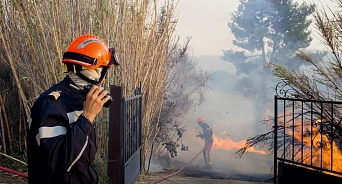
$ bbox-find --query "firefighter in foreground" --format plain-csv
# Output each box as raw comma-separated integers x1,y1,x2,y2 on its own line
196,117,214,168
26,34,119,184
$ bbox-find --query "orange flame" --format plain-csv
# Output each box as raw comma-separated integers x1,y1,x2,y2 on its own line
285,119,342,173
212,134,267,154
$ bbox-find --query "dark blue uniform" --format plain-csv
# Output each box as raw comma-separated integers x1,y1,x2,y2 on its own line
27,76,98,184
198,122,213,166
198,122,213,143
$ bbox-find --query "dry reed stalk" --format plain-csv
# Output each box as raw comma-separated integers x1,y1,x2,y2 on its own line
0,94,11,152
108,1,178,170
0,107,6,154
0,152,27,166
0,0,181,177
19,95,22,151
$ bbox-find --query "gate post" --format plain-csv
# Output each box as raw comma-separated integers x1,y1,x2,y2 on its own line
108,85,123,184
274,95,278,184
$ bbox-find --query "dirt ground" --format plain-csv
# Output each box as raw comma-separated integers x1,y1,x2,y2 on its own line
136,170,272,184
0,169,272,184
0,170,27,184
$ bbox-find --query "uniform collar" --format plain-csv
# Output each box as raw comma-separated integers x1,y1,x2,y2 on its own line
62,75,86,101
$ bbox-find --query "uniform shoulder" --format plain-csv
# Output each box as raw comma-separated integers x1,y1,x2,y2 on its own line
203,122,211,128
35,82,68,103
47,90,63,100
39,78,75,101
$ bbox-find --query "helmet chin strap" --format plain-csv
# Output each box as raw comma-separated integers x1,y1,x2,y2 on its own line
98,67,108,83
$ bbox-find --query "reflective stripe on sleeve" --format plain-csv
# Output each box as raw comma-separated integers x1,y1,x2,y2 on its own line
67,110,83,124
36,126,67,146
27,116,32,129
67,136,89,172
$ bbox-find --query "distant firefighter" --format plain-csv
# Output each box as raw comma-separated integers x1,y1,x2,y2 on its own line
196,117,213,168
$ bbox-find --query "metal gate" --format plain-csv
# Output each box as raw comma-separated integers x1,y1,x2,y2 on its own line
274,83,342,183
108,85,142,184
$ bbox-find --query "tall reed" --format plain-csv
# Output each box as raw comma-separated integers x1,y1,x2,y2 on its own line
0,0,180,180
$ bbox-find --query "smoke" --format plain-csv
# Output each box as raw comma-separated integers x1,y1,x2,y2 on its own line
154,0,342,181
146,155,171,173
176,91,273,176
148,56,273,181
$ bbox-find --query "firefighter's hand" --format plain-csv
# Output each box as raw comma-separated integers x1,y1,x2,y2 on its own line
82,85,110,123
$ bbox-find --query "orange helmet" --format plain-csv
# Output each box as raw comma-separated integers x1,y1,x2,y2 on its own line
62,34,119,70
197,117,205,123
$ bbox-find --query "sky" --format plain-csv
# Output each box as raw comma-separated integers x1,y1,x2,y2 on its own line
175,0,338,57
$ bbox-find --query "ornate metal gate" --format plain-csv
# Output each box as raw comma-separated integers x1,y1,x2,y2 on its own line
274,83,342,183
108,85,142,184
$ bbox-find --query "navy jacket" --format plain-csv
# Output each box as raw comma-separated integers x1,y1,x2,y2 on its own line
198,122,213,143
27,76,98,184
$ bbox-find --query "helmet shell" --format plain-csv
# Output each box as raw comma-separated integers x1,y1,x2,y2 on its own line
62,34,111,69
197,117,205,123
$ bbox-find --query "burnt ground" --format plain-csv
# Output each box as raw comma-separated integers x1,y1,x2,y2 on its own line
178,167,272,182
137,168,272,184
141,152,274,184
0,168,272,184
161,157,273,183
0,155,272,184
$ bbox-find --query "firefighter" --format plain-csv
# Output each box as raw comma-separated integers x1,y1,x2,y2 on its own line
196,117,214,168
26,34,119,184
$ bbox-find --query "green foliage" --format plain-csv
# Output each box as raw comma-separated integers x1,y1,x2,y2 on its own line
229,0,272,52
268,0,315,54
0,152,28,174
235,77,258,97
99,117,109,124
94,155,109,184
223,0,316,97
228,0,315,57
221,49,262,76
225,0,316,73
152,45,211,158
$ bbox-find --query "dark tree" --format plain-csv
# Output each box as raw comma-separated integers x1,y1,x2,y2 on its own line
235,1,342,177
223,0,316,133
225,0,315,67
222,0,315,95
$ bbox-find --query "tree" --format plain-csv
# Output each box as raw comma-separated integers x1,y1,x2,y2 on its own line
223,0,316,133
225,0,315,67
151,38,211,160
235,1,342,175
223,0,315,94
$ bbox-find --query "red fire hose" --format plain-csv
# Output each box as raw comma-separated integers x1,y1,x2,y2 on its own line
0,145,206,182
151,145,206,184
0,165,28,178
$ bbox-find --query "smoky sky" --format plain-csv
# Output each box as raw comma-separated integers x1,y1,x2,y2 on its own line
175,0,337,57
149,0,340,178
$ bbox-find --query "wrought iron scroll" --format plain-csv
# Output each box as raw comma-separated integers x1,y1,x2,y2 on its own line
275,81,313,99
